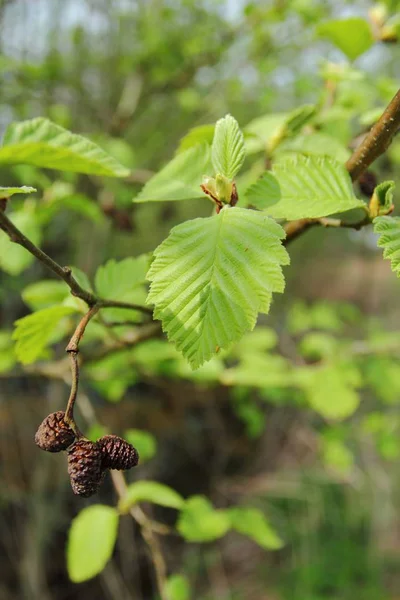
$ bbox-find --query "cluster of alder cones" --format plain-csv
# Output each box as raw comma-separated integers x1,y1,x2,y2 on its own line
35,411,139,497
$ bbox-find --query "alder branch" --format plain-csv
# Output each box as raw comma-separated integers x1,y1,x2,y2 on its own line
284,87,400,245
346,88,400,181
0,203,152,315
283,213,371,246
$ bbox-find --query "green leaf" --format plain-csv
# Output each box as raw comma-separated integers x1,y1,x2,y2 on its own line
177,124,215,154
318,18,374,61
123,429,157,463
119,481,184,513
251,155,365,220
374,216,400,276
13,305,76,364
211,114,245,179
22,280,69,310
95,255,150,300
299,364,361,420
0,186,36,199
177,496,231,542
133,144,211,203
0,118,129,177
166,575,191,600
67,505,119,583
229,507,284,550
245,172,281,210
147,206,289,369
0,211,42,275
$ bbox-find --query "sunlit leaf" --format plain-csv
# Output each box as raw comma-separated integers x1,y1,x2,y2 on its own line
249,155,365,220
147,206,289,369
0,118,129,176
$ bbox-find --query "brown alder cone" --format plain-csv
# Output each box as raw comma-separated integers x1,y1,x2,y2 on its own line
98,435,139,470
67,439,103,497
35,411,76,452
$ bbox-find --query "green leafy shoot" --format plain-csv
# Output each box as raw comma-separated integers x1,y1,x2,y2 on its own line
119,481,185,513
211,114,245,180
318,18,374,61
374,216,400,276
133,144,211,203
246,155,365,220
67,505,119,582
229,507,284,550
177,496,231,542
13,305,76,364
0,118,130,176
0,186,36,199
147,206,289,369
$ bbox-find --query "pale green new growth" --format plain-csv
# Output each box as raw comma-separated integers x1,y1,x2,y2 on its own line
67,505,119,583
133,144,211,202
374,216,400,276
13,305,76,364
0,118,129,177
212,114,245,180
147,206,289,369
0,186,36,199
248,155,365,220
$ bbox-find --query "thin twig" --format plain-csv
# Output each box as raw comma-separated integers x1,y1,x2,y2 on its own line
64,306,100,435
67,305,100,352
64,352,83,437
111,471,168,600
0,205,152,315
284,214,371,246
346,87,400,181
0,206,96,305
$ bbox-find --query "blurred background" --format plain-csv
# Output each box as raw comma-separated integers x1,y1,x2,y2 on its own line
1,0,400,598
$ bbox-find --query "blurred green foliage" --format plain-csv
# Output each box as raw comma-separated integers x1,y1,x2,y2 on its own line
1,1,400,599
